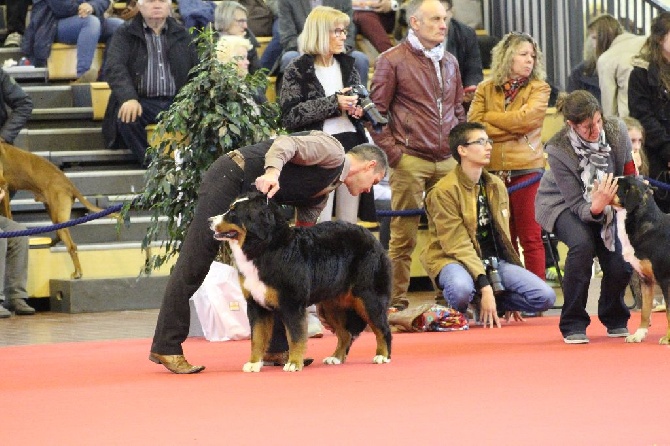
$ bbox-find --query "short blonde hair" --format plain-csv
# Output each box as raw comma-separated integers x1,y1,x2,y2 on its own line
490,32,546,86
216,35,252,64
298,6,350,56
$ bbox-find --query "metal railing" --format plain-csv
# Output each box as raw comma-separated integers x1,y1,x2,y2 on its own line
485,0,669,90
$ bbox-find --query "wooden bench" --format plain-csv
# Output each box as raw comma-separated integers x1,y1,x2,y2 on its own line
90,82,111,120
48,43,104,80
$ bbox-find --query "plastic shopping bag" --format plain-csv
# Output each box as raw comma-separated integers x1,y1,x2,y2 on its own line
190,261,250,341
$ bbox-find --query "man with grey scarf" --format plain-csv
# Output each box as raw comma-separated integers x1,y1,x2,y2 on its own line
535,90,637,344
369,0,465,310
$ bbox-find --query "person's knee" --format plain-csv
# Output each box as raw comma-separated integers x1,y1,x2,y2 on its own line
81,14,102,35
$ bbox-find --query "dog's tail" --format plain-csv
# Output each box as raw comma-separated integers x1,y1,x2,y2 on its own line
73,189,120,220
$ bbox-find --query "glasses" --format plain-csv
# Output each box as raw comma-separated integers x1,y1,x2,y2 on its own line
234,18,248,24
332,28,348,37
464,138,493,146
503,31,534,50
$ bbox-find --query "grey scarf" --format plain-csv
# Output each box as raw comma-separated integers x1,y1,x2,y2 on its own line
567,126,616,251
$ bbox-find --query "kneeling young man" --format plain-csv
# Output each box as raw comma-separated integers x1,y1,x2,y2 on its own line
421,122,556,328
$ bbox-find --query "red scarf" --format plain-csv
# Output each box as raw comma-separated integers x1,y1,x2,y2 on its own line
502,77,529,106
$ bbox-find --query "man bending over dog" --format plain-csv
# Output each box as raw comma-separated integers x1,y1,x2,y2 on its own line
421,122,556,328
150,130,388,373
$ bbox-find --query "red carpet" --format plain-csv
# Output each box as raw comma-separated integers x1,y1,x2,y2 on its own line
3,314,670,445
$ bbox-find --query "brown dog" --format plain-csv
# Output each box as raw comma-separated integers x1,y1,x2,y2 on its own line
612,176,670,344
0,142,116,279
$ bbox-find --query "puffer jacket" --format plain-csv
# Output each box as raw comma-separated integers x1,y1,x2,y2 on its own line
369,40,465,168
468,78,550,172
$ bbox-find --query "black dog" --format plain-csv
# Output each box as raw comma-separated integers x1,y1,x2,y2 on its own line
210,192,392,371
613,176,670,344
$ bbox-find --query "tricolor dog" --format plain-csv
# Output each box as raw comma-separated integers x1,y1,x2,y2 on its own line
612,176,670,344
210,192,392,372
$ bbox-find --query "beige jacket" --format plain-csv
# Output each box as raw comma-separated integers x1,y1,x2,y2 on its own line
468,78,550,171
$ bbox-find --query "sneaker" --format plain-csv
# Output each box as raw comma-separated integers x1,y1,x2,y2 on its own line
607,327,629,338
5,298,36,315
307,312,323,338
545,266,558,281
3,32,22,48
0,306,10,318
563,333,589,344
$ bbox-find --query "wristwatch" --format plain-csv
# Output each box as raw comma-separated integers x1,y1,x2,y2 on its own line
390,0,399,11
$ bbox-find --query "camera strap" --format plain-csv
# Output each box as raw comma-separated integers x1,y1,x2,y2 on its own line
478,178,502,260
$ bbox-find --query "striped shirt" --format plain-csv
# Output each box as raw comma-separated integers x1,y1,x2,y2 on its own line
139,22,177,98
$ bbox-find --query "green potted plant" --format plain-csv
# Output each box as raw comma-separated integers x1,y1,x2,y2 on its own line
122,29,281,274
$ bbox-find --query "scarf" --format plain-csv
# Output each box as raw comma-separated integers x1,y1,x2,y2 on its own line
407,29,445,85
567,126,616,251
502,77,529,106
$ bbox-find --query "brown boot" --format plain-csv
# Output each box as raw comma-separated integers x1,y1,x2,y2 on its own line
149,353,205,374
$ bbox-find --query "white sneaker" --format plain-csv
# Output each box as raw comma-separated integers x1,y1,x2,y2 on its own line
307,312,323,338
4,32,22,48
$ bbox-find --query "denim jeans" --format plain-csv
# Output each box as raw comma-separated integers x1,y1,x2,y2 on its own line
280,50,370,87
437,260,556,314
56,15,124,77
260,19,282,71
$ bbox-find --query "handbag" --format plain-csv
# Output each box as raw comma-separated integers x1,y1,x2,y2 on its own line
388,303,469,332
190,261,251,341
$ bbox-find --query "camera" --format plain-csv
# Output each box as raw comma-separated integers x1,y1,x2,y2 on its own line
349,84,388,133
482,257,505,296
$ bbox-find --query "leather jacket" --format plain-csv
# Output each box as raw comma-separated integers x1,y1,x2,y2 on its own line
370,40,465,167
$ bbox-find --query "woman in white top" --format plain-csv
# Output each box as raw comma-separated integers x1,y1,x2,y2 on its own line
279,6,373,224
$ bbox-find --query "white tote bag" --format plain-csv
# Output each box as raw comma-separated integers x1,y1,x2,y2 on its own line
190,261,251,341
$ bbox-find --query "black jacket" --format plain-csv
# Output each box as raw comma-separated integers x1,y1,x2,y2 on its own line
446,19,484,88
628,62,670,180
102,15,199,149
0,69,32,144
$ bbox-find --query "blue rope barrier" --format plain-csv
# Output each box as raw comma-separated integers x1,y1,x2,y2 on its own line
0,202,124,239
376,172,545,217
644,176,670,191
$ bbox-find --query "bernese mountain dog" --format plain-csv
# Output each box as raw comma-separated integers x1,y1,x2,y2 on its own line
612,175,670,344
210,192,392,372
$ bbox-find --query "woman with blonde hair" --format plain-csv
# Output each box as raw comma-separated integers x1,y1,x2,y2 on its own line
468,31,550,280
216,34,253,75
280,6,370,225
213,1,261,73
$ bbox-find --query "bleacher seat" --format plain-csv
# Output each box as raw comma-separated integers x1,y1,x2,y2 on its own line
48,43,104,80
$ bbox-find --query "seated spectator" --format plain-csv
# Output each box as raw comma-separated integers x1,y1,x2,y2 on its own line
214,1,262,74
279,6,370,224
1,0,31,48
176,0,216,31
421,122,555,327
592,14,645,117
21,0,125,82
216,34,267,103
352,0,398,54
102,0,199,167
278,0,370,88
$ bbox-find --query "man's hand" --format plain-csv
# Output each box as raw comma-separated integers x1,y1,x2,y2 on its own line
78,2,94,17
371,0,393,13
118,99,142,123
504,311,525,323
590,172,618,216
255,167,281,198
479,286,501,328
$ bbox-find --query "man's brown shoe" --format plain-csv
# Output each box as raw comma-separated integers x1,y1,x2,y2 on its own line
149,353,205,374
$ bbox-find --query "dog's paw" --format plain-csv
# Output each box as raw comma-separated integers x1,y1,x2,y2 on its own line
242,361,263,372
659,336,670,345
625,328,648,343
372,355,391,364
282,361,302,372
323,356,342,365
